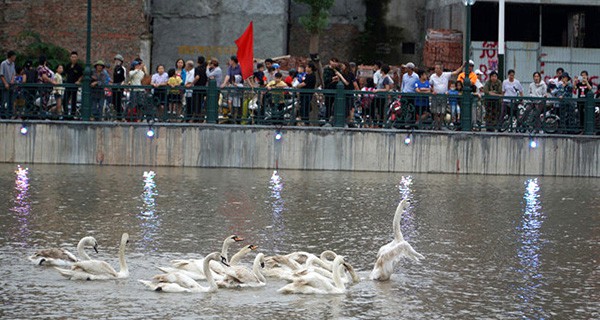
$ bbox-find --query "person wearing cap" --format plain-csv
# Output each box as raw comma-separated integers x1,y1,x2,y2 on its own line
482,70,503,131
457,60,477,87
401,62,419,94
112,54,126,120
91,60,108,120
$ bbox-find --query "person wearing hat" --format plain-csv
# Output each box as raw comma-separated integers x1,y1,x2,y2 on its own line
457,60,478,87
401,62,418,94
482,70,503,131
112,54,126,120
91,60,108,120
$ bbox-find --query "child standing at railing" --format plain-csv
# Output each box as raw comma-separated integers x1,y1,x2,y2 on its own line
448,81,460,125
50,65,64,116
166,68,182,120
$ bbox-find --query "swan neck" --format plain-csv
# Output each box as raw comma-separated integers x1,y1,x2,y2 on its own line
77,238,91,261
253,255,266,283
118,239,127,274
204,255,218,290
332,257,344,289
229,247,249,265
393,204,405,242
221,239,232,261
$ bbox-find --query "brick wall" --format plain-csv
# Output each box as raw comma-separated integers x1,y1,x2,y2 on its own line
0,0,147,65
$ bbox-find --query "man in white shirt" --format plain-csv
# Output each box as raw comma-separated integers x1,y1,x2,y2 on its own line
372,61,382,87
429,62,463,116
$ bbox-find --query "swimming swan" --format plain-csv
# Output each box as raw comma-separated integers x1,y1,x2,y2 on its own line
29,236,99,266
139,252,225,293
55,233,129,280
218,253,266,288
167,235,243,279
159,243,255,280
278,255,347,295
370,199,424,281
301,251,360,284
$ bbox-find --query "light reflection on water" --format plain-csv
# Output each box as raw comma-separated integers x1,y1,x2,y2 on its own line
10,165,31,247
268,170,286,252
0,164,598,319
137,170,160,252
516,178,546,318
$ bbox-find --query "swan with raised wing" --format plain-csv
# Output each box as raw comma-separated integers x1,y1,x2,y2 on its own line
139,252,226,293
29,236,99,266
55,233,129,280
278,255,347,295
370,199,424,281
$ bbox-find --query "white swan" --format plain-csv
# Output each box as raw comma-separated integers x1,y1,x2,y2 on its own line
300,251,360,284
167,235,243,279
218,253,266,288
159,244,256,280
139,252,225,293
370,199,424,281
278,255,347,295
55,233,129,280
29,236,99,266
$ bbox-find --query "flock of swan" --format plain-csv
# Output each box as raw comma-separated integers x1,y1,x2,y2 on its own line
29,199,423,294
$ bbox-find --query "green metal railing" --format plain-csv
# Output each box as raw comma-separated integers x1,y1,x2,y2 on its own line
1,81,598,135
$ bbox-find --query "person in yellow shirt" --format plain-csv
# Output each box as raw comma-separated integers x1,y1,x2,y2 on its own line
266,72,288,123
166,68,183,119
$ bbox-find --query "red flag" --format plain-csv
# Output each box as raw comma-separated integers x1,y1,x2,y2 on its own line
235,21,254,80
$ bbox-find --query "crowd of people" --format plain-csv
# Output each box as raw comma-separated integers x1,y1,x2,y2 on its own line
0,49,598,131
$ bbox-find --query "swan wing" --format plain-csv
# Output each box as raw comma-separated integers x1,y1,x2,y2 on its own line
170,259,204,274
157,267,206,280
153,272,201,289
139,280,192,293
389,241,424,262
72,260,118,277
30,249,78,266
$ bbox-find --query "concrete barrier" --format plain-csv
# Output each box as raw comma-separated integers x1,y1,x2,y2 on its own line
1,121,599,177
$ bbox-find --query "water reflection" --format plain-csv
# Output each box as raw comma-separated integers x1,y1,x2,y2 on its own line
516,178,546,318
137,171,161,251
268,170,286,251
398,175,416,240
10,165,31,246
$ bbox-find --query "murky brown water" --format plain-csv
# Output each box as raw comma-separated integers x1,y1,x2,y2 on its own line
0,164,598,319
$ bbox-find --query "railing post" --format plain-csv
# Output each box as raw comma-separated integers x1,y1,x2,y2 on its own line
334,81,346,127
584,92,595,135
461,84,472,131
206,79,218,124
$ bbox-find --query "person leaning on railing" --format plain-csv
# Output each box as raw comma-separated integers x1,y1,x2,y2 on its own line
482,71,503,131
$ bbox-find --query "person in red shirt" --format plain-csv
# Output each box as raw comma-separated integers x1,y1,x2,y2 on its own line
284,69,296,87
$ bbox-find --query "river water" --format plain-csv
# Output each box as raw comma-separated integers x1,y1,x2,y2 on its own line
0,164,597,319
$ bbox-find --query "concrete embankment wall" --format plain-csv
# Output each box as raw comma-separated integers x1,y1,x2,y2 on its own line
1,122,599,177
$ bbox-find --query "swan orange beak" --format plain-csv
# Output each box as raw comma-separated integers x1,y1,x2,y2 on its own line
250,245,258,250
233,236,244,242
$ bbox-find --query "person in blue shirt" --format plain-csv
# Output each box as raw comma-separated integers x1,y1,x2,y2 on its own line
414,69,431,124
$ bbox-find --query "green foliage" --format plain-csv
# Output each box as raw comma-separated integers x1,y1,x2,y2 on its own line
14,31,72,70
295,0,335,34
